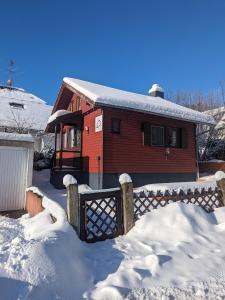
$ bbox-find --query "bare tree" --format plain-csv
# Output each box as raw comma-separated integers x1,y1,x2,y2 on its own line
7,108,36,134
219,80,225,105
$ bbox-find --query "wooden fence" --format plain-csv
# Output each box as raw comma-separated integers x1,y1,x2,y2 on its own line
79,189,124,242
199,161,225,174
64,174,225,243
133,187,223,221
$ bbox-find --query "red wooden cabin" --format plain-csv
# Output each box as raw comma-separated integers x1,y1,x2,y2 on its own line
46,78,214,189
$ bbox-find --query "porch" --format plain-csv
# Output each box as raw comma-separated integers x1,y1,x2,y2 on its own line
46,110,85,189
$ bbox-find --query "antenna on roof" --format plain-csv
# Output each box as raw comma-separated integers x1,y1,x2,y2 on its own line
6,60,15,87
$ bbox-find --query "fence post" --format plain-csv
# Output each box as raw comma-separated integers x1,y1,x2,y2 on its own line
215,171,225,206
119,173,134,234
63,174,79,231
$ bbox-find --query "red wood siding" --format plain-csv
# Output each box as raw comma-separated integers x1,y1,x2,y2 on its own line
82,108,103,173
65,94,103,173
103,108,197,174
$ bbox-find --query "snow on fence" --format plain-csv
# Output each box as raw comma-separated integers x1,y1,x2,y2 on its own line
133,187,224,221
64,174,133,243
64,173,225,243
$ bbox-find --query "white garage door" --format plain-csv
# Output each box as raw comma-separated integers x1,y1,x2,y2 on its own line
0,147,28,211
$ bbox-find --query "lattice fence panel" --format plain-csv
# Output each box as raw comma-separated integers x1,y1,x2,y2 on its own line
133,187,223,220
80,189,123,242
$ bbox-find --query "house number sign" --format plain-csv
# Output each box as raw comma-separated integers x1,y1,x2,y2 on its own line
95,115,103,132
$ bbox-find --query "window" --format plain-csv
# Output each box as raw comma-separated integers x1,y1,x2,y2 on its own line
63,132,67,148
56,133,61,151
167,127,181,148
76,97,81,111
9,102,24,109
70,101,74,112
111,119,121,134
69,128,75,147
151,126,165,146
76,129,81,146
143,123,185,148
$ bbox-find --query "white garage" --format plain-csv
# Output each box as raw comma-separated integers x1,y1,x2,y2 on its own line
0,132,34,211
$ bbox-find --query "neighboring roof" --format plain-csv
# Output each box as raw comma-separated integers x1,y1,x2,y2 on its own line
0,132,34,142
0,85,53,131
63,77,215,125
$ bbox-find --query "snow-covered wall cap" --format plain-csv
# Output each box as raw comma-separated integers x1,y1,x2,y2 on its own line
148,84,164,94
0,132,34,143
63,174,77,188
215,171,225,181
119,173,132,185
48,109,70,124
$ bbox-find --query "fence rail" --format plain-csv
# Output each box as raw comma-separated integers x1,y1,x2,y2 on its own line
133,187,223,220
79,189,124,243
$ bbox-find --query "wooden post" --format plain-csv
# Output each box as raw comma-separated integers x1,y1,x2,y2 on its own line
63,174,79,231
119,173,134,234
215,171,225,206
59,122,63,169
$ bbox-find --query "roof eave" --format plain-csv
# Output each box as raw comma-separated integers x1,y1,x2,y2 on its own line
94,102,215,126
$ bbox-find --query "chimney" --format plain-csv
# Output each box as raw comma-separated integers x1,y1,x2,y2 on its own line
6,79,13,87
148,84,164,98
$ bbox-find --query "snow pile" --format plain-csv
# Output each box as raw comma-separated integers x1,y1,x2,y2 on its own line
0,214,90,300
125,280,225,300
3,184,225,299
26,186,69,237
0,132,34,142
87,203,225,299
63,77,215,125
215,170,225,181
1,170,225,299
47,109,70,124
63,174,77,188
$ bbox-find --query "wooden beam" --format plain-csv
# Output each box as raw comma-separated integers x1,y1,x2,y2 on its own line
59,122,63,169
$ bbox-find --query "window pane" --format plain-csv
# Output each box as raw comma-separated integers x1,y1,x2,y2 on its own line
167,128,177,147
151,126,164,146
76,130,81,146
70,101,74,112
112,119,120,133
76,97,81,111
56,134,60,151
69,128,75,147
63,132,67,148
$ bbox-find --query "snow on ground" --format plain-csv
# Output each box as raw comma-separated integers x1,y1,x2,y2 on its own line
2,170,225,299
0,212,90,299
135,176,216,194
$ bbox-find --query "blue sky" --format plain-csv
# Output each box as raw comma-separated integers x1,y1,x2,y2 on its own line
1,0,225,105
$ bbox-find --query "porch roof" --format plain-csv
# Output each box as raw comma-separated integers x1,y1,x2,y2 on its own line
46,110,83,132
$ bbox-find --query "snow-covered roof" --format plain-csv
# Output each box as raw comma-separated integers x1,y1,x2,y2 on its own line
0,132,34,142
63,78,215,125
48,109,71,124
0,86,53,131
